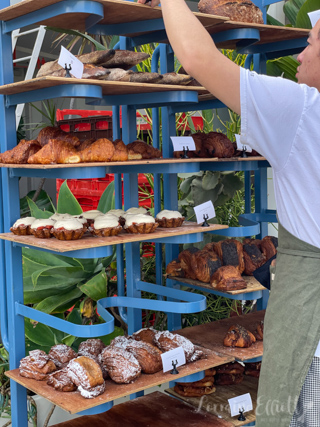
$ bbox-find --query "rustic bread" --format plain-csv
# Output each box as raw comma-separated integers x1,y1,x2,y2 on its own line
198,0,264,24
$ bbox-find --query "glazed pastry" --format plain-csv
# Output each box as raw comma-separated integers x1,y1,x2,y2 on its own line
28,139,81,164
37,126,80,148
214,239,245,274
47,368,77,392
100,346,141,384
132,327,157,345
79,138,115,162
192,250,222,283
78,382,106,399
19,350,56,380
155,210,185,228
166,259,184,277
210,265,247,291
91,214,122,237
201,132,234,158
0,139,41,164
78,338,106,363
48,344,77,369
126,340,163,374
124,214,158,234
178,247,200,280
154,331,196,362
223,324,256,348
111,139,128,162
51,219,86,240
30,219,55,238
10,217,36,235
66,356,104,389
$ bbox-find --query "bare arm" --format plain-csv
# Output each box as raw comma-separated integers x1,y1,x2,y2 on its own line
137,0,240,114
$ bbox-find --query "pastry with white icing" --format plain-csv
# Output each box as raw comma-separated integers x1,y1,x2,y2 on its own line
51,218,85,240
100,346,141,384
81,210,103,225
10,216,36,235
30,218,55,238
155,209,185,228
124,213,158,234
125,207,148,215
50,213,73,221
91,214,122,237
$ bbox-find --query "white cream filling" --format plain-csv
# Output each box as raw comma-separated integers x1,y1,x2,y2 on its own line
156,209,183,219
94,215,120,229
12,217,36,227
81,210,103,220
124,214,155,228
31,219,55,229
50,213,73,221
53,219,84,230
125,207,148,215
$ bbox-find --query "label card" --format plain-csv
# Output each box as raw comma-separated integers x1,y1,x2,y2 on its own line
235,134,252,153
171,136,196,152
228,393,253,417
161,346,186,373
308,10,320,28
194,201,216,224
58,46,84,79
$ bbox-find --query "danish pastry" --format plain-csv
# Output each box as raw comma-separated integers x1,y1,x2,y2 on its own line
47,368,77,392
48,344,77,369
100,346,141,384
19,350,56,381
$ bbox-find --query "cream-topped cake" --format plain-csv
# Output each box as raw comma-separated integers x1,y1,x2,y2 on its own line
155,209,185,228
81,210,103,220
30,219,55,239
91,214,122,237
10,217,36,235
50,213,73,221
124,214,158,234
125,207,148,215
107,209,125,218
51,218,85,241
156,210,183,219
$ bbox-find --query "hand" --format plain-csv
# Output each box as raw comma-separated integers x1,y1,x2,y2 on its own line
137,0,161,7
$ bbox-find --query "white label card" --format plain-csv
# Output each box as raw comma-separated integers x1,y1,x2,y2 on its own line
228,393,253,417
308,10,320,28
161,346,186,373
235,134,252,153
194,201,216,224
58,46,84,79
171,136,196,152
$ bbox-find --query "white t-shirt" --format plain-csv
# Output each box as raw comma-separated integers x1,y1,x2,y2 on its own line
240,68,320,356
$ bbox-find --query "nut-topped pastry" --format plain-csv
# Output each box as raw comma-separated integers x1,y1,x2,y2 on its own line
156,209,185,228
30,218,55,238
91,214,122,237
124,213,158,234
51,219,86,240
10,216,36,235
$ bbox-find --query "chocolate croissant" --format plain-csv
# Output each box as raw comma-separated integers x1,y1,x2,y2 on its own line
192,250,221,283
223,324,256,348
214,239,245,274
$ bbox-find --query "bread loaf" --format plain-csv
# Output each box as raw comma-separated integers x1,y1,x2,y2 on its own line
198,0,264,24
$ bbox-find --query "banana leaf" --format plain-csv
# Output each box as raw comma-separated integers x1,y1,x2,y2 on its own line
34,287,83,314
78,270,108,301
27,197,54,219
296,0,319,28
57,180,83,215
97,181,115,213
267,56,299,81
284,0,306,26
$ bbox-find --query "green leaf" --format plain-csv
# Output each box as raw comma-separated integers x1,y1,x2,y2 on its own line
57,181,83,215
46,27,107,51
24,286,74,304
296,0,319,28
23,248,75,268
192,181,223,206
20,190,55,217
35,287,83,314
284,0,306,26
26,197,54,219
97,181,115,213
180,176,194,195
25,320,56,347
202,171,220,191
79,270,108,301
221,173,243,198
30,265,87,288
66,309,83,325
62,335,76,347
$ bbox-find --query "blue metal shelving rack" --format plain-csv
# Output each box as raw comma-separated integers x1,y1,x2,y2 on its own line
0,0,308,426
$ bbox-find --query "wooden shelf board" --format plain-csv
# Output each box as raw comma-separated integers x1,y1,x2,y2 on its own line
6,348,234,414
0,156,265,170
177,311,265,361
0,76,208,97
166,375,259,427
51,391,234,427
0,222,228,253
169,276,266,295
0,0,227,34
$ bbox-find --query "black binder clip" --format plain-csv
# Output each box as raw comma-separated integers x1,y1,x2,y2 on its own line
202,213,210,227
238,407,246,421
241,145,248,158
180,146,189,159
65,64,72,78
171,360,179,375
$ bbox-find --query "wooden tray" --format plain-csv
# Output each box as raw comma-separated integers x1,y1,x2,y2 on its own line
6,348,234,414
51,391,234,427
177,311,265,361
0,156,266,169
0,222,228,253
166,375,259,427
169,276,266,295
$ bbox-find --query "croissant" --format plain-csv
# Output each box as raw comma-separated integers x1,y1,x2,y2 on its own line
27,139,81,164
79,138,115,162
210,265,247,291
77,138,95,151
127,140,161,160
243,239,266,275
111,139,129,162
166,259,184,277
0,139,41,164
37,126,80,148
223,324,256,348
178,247,200,280
214,239,245,273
